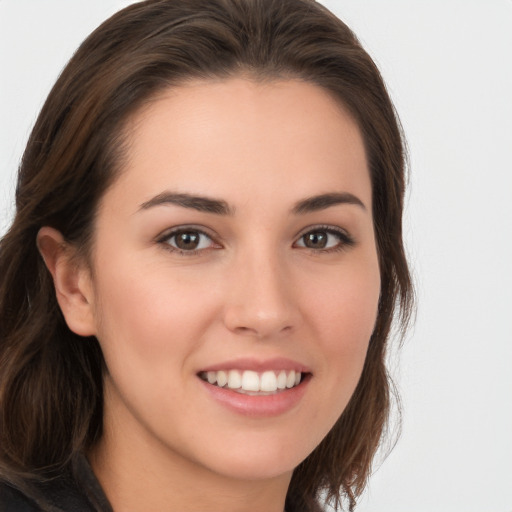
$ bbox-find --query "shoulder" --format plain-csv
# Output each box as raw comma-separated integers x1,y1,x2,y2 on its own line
0,481,43,511
0,456,112,512
0,475,100,512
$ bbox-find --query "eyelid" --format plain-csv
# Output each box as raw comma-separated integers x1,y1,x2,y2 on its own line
154,223,354,255
156,225,222,254
293,224,355,251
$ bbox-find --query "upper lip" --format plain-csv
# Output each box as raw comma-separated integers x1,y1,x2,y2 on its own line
198,357,311,374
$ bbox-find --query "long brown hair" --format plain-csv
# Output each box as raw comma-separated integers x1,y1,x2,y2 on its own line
0,1,413,510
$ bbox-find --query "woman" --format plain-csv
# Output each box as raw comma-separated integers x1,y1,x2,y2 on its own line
0,0,413,511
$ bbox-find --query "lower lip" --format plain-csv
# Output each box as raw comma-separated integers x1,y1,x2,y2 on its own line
199,375,311,418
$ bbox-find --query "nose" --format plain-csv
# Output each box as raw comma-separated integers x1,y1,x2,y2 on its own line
222,250,300,340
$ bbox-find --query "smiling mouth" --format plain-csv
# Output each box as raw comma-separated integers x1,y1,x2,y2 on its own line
198,369,305,395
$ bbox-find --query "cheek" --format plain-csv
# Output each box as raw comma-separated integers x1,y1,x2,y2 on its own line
308,263,380,348
89,260,224,437
303,258,380,397
283,261,380,458
90,255,221,366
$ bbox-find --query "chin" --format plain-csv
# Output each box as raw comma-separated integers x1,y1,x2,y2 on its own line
197,435,312,482
214,458,296,482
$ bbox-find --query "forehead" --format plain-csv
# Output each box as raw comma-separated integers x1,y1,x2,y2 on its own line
106,78,371,213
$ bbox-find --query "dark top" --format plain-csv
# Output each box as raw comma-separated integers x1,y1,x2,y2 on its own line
0,455,112,512
0,457,321,512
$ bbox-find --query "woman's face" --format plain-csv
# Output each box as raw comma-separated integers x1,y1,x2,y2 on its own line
84,78,380,482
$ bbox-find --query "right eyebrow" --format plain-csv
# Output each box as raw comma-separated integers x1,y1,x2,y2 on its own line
292,192,367,214
138,192,234,215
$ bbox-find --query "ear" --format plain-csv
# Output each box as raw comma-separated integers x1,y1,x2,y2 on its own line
37,226,97,337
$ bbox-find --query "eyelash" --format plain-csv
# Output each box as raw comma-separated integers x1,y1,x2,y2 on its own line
294,225,355,253
156,225,355,256
156,226,219,256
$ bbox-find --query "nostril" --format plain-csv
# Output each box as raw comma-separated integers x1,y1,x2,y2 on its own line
233,324,293,339
223,297,298,339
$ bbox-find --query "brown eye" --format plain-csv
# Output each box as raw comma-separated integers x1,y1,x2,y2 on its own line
303,231,328,249
295,227,353,251
164,230,214,252
175,231,200,250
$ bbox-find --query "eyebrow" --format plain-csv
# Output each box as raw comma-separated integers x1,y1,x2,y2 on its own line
138,191,366,216
139,192,234,215
292,192,367,214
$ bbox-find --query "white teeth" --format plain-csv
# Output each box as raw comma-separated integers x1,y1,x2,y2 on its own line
227,370,242,389
260,371,277,392
276,370,287,390
217,370,228,387
241,370,259,391
202,369,304,393
286,370,296,389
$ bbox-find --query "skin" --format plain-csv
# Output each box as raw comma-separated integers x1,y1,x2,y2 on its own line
38,78,380,512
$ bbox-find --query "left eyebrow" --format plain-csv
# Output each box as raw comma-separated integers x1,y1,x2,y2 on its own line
138,192,234,215
292,192,367,214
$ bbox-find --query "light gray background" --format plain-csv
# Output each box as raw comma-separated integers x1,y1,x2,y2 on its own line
1,1,511,511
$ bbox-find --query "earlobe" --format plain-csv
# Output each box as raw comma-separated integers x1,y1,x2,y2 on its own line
37,226,97,337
